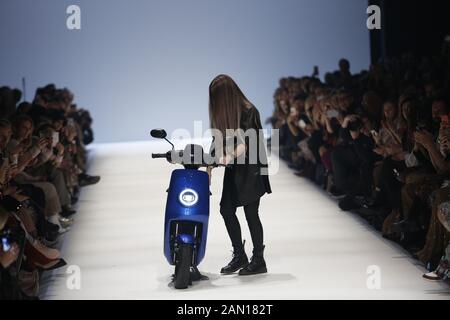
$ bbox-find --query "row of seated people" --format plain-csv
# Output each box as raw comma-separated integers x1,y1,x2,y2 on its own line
268,53,450,284
0,84,100,299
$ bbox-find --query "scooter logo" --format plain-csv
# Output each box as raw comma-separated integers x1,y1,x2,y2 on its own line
179,189,198,206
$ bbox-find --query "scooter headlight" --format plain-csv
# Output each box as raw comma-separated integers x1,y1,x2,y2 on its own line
179,189,198,206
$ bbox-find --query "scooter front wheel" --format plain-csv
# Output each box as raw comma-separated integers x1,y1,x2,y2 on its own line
174,243,193,289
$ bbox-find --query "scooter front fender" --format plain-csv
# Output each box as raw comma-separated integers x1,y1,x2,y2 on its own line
163,169,209,266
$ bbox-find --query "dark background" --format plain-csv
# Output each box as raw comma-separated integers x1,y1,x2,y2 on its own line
370,0,450,62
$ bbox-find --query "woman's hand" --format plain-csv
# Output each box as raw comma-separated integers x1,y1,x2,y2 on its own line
302,124,314,137
54,142,65,156
10,189,30,202
342,114,358,128
370,130,381,145
439,120,450,137
441,139,450,153
439,125,450,148
7,164,19,179
392,152,406,161
0,243,20,268
385,144,403,156
373,147,387,156
37,137,49,150
318,146,328,158
414,130,435,149
219,154,233,166
286,110,298,125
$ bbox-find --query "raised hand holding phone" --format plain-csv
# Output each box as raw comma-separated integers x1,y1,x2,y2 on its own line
0,242,19,268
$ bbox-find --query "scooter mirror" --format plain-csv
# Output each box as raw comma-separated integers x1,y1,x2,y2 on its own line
150,129,167,139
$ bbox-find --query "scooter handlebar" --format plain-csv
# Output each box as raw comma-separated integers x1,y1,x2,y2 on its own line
151,150,231,168
151,153,168,159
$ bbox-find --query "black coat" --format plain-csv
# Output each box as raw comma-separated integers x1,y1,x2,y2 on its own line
211,106,272,210
0,265,23,300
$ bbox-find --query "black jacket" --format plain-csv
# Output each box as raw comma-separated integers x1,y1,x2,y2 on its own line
339,127,377,165
211,106,272,209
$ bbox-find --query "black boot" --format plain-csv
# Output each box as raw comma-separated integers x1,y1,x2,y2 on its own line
61,205,77,218
392,217,420,233
239,245,267,276
220,241,249,274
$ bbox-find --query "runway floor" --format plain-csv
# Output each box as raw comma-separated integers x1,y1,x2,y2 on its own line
41,140,450,299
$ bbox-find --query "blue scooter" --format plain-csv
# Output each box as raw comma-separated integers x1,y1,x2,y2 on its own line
150,129,222,289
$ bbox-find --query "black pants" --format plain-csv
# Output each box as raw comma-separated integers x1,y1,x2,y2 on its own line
331,146,361,196
220,199,264,253
379,157,406,211
331,146,372,197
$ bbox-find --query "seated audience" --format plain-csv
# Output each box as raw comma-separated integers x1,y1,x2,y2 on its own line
271,41,450,282
0,84,100,299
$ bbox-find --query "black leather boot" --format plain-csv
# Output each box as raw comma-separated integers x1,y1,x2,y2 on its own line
220,241,249,274
392,217,420,233
238,245,267,276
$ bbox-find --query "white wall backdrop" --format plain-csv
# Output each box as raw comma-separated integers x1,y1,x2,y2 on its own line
0,0,370,143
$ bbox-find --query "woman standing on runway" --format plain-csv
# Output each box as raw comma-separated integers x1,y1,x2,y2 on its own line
207,74,272,275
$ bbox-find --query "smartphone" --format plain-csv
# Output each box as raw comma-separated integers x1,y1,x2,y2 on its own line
52,132,59,147
326,109,339,119
2,236,11,252
10,154,19,166
298,119,307,129
0,155,6,167
416,123,426,131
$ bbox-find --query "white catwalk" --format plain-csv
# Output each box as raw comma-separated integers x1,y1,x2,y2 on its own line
41,140,450,300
